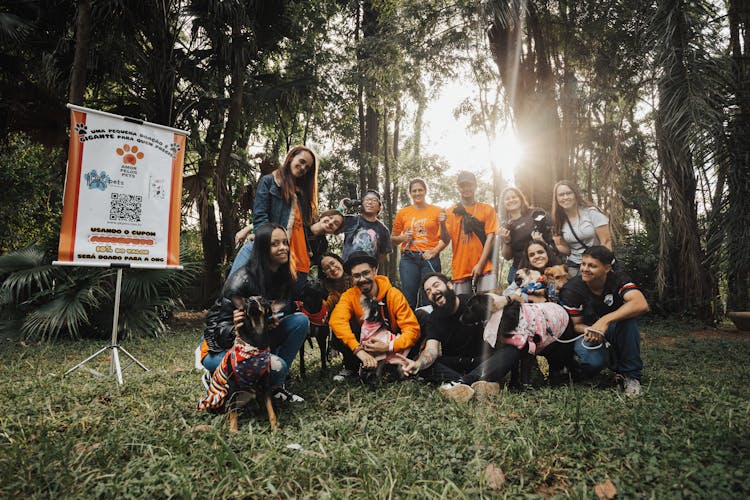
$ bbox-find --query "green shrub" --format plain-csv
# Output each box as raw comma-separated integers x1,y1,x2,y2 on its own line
0,245,201,341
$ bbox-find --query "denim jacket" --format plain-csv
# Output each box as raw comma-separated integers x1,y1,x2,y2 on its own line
252,173,313,259
253,174,293,231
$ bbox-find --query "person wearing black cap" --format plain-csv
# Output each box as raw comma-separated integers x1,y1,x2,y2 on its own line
328,251,420,378
439,171,500,294
338,189,392,265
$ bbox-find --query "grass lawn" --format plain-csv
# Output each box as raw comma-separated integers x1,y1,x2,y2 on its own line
1,318,748,498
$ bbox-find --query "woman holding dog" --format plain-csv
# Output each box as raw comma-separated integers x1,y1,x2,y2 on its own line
551,180,611,277
498,187,553,285
392,178,447,309
503,239,563,303
203,223,309,403
230,145,319,292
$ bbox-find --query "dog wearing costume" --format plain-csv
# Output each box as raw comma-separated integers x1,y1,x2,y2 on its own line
197,296,279,433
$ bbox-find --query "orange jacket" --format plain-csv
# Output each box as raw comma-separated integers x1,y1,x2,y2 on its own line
329,275,420,353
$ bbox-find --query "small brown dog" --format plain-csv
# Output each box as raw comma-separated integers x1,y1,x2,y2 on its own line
544,265,570,297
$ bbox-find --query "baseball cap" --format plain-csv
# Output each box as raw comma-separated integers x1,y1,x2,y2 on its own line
456,171,476,184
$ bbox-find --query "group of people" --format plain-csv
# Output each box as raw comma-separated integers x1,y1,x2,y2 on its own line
197,145,650,412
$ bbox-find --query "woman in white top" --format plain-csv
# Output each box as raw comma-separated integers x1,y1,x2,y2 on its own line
551,180,612,276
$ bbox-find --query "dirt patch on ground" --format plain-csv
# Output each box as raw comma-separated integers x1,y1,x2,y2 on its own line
171,310,207,327
646,328,750,347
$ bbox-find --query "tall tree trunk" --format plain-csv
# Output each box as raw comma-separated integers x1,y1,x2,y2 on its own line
362,0,380,191
68,0,91,105
727,0,750,311
487,1,560,211
355,1,367,191
655,0,714,318
215,21,248,265
386,101,400,281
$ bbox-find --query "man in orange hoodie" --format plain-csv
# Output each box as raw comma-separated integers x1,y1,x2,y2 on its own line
329,251,421,379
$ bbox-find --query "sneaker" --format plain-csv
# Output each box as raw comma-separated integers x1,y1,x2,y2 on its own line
438,381,475,403
622,376,642,397
272,386,305,403
333,368,353,382
201,370,211,391
471,380,500,398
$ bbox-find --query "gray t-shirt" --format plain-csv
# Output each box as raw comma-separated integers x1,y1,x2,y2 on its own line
341,215,392,262
561,206,609,264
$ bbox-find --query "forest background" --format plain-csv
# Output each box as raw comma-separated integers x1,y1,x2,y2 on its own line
1,0,749,341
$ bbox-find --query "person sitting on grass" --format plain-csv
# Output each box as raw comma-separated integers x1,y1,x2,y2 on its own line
328,251,420,382
200,224,308,403
559,245,649,396
399,273,500,403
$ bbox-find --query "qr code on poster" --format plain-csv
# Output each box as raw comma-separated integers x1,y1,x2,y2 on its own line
109,192,142,223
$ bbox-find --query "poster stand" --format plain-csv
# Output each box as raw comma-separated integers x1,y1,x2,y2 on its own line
64,265,148,384
56,104,187,385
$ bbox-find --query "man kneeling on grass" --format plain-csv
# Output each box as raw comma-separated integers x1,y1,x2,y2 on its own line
328,251,420,382
559,245,649,396
400,273,520,403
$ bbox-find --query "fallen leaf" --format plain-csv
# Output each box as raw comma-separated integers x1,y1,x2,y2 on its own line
595,479,617,499
484,463,506,490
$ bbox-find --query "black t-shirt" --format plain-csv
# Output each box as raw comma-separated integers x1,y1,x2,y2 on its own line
341,215,392,262
425,294,484,358
507,208,551,268
559,271,638,325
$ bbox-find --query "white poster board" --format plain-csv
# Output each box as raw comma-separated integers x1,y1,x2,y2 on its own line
56,105,187,269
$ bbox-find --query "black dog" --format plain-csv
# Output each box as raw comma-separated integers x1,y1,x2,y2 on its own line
460,293,534,389
297,280,331,377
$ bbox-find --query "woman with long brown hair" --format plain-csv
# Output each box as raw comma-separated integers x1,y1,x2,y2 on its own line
230,145,319,290
551,180,611,277
498,186,552,284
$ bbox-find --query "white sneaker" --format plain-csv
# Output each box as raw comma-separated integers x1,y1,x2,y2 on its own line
333,368,353,382
438,381,475,403
272,386,305,403
622,376,642,397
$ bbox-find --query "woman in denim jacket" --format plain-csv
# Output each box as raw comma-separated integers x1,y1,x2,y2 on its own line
231,145,319,292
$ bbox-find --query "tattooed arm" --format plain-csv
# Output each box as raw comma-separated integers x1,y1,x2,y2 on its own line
400,339,442,377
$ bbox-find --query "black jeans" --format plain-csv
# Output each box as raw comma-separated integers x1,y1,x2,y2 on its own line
422,340,575,385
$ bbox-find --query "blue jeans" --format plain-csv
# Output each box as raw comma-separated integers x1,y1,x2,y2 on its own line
574,318,643,380
506,264,517,286
399,250,441,309
269,312,309,386
228,241,253,277
201,312,309,387
202,349,225,373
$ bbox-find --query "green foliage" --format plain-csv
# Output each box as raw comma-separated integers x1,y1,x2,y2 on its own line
0,323,748,497
0,246,201,342
0,134,65,253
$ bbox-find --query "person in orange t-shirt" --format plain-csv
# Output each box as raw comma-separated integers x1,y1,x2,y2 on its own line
392,178,447,309
439,171,499,295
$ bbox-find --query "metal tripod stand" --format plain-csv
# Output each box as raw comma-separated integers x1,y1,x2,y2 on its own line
64,268,148,384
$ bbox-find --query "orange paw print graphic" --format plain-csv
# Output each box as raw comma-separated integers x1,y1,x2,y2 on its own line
116,144,144,165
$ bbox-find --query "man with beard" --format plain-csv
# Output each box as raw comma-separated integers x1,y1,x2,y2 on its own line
328,251,420,379
400,273,509,403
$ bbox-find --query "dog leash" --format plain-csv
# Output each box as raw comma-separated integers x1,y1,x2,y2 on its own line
408,240,438,273
553,327,609,350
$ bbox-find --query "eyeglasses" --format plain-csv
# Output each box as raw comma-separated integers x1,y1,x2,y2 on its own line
557,191,575,198
351,269,373,280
